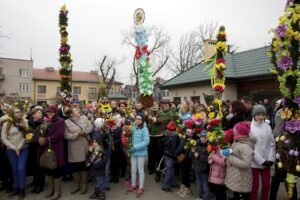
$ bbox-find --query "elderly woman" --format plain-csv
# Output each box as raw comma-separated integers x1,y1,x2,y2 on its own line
37,105,65,200
1,107,29,199
64,106,93,195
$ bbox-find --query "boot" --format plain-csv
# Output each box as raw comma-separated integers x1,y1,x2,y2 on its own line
45,176,54,198
98,190,105,200
80,171,88,194
8,188,19,198
18,188,25,200
89,188,98,199
50,178,61,200
176,184,185,195
70,172,80,194
179,187,192,198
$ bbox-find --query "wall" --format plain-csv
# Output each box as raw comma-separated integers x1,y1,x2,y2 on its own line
34,79,122,104
0,58,33,101
169,82,237,105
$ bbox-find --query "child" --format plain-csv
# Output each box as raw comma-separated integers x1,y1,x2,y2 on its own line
208,146,227,200
127,113,150,197
87,135,108,200
162,121,183,192
249,105,275,200
190,130,210,200
225,121,254,200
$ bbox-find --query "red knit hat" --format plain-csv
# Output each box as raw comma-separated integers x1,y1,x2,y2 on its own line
233,121,251,140
167,121,177,131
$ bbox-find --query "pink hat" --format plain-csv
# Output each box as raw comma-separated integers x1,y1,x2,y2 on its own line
233,121,251,140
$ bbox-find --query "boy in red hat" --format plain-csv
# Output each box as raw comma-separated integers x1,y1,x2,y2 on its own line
162,121,183,192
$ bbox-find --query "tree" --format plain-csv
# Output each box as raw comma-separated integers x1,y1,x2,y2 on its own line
122,25,170,91
167,21,219,75
96,55,123,101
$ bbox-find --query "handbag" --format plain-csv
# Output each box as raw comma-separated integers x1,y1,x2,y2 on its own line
40,139,57,170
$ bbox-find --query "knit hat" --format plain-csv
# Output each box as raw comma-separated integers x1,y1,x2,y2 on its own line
94,118,105,130
252,104,266,116
233,121,251,140
167,121,177,131
136,113,145,121
46,105,58,113
200,130,208,137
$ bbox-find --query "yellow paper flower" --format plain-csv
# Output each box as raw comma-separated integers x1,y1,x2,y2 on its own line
25,133,33,140
215,63,225,70
216,42,227,51
208,112,215,119
281,107,293,120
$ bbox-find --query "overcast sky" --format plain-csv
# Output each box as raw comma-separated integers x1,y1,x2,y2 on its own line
0,0,285,84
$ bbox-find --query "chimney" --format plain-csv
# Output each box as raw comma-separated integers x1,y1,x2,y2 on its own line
203,39,217,60
90,70,98,75
45,67,54,72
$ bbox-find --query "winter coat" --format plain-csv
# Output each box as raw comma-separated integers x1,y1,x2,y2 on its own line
189,142,209,172
250,120,275,169
163,130,183,160
64,116,93,163
225,137,254,193
208,151,226,185
147,109,164,137
112,127,123,153
38,115,65,167
131,125,150,157
88,151,108,177
244,107,253,122
1,121,28,150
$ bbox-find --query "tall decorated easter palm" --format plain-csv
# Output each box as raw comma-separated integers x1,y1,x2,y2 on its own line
270,0,300,197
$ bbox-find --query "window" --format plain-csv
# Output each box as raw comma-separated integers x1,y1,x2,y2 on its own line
19,83,29,92
74,87,81,94
162,91,165,97
166,91,169,97
89,88,97,95
19,69,29,77
38,85,46,93
109,88,113,95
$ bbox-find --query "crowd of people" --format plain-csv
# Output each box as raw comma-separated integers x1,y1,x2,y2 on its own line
0,96,294,200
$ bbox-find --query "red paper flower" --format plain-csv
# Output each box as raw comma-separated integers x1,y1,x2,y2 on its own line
216,58,225,64
214,85,224,93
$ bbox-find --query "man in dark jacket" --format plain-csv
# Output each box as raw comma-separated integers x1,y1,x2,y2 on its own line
240,96,253,122
162,121,183,192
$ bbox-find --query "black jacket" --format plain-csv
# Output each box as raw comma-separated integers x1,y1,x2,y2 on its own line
88,151,108,177
225,113,245,130
189,142,209,172
163,130,183,160
244,107,253,122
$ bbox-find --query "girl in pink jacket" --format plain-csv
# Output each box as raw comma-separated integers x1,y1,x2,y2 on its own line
208,149,227,200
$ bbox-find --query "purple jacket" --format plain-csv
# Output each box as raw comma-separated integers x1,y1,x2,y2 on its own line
208,152,227,185
38,115,65,167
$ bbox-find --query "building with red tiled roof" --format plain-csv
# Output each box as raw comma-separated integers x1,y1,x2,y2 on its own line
33,67,123,105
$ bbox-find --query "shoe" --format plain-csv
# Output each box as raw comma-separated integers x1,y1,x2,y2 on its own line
136,188,143,198
8,188,19,198
70,172,80,194
18,189,25,200
162,188,172,192
98,190,105,200
80,171,88,194
176,185,185,195
89,189,98,199
170,184,180,188
126,184,136,192
179,187,192,198
148,170,155,175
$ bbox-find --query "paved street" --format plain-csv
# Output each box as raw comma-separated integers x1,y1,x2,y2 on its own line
0,167,299,200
